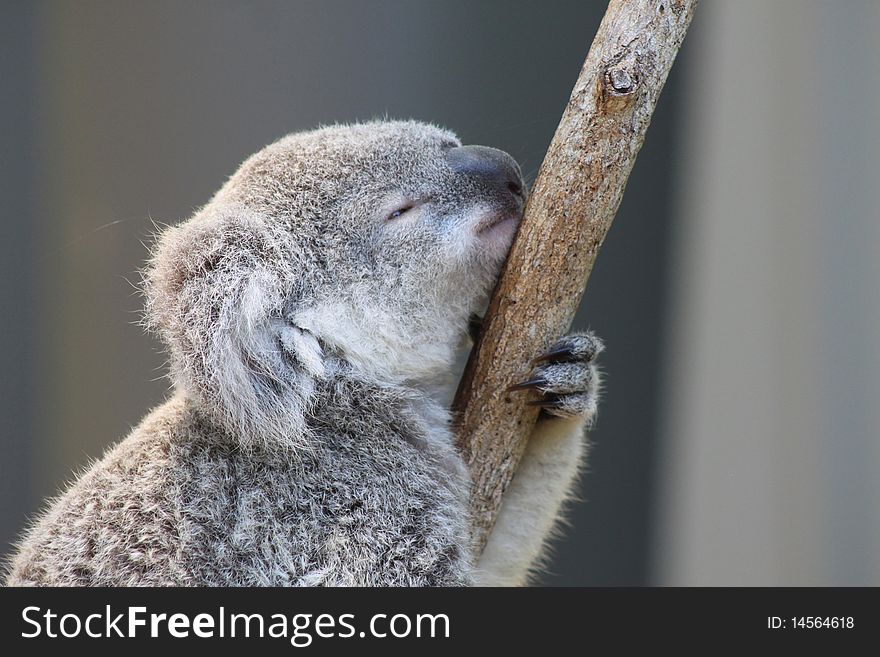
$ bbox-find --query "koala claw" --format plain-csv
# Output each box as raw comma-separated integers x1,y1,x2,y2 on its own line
531,332,603,365
511,331,603,421
507,376,547,392
526,395,563,410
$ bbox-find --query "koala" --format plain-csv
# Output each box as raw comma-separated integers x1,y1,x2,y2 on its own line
6,120,602,586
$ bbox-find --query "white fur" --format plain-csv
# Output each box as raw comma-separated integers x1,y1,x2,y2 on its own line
477,416,588,585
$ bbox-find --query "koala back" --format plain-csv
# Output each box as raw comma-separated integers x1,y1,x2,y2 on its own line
7,387,473,586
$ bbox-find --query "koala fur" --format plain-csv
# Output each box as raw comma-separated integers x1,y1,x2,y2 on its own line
6,120,601,586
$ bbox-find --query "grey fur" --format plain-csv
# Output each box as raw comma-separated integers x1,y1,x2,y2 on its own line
6,121,601,586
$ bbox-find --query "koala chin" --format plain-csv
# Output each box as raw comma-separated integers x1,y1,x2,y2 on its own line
6,120,602,586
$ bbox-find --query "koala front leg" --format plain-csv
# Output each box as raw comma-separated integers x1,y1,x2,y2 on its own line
475,332,603,586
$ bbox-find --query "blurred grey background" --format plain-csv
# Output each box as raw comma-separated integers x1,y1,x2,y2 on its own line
1,0,877,585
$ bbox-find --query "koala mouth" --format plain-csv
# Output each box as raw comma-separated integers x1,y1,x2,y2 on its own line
476,208,522,235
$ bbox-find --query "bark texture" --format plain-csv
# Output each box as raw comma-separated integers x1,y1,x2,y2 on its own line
454,0,699,550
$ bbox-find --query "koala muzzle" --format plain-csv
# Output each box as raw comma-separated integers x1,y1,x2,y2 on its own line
446,145,525,208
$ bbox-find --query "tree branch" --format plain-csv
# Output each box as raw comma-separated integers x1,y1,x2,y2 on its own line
453,0,699,551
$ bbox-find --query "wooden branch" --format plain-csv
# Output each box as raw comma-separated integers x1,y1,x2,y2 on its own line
453,0,699,551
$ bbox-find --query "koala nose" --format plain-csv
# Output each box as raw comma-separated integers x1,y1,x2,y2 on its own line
447,145,525,202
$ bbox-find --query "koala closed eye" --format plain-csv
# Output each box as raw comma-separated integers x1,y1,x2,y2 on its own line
386,205,414,221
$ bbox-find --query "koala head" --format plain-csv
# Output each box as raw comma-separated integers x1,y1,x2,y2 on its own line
145,121,524,451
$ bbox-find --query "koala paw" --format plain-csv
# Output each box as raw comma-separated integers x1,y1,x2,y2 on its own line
508,332,603,423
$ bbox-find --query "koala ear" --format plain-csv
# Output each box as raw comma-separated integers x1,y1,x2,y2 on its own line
144,204,321,453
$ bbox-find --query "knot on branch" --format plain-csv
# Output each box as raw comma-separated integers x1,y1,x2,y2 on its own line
660,0,687,18
600,59,640,113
